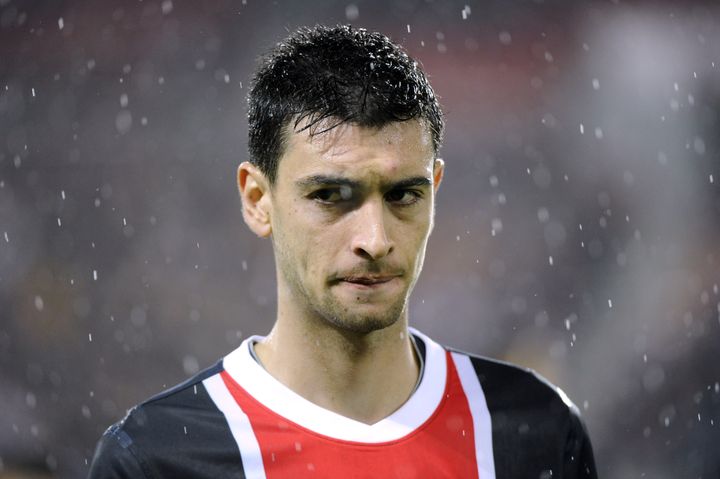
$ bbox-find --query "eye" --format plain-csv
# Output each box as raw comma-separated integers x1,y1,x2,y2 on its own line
309,185,353,204
385,189,422,206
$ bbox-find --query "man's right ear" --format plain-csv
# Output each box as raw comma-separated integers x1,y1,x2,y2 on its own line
237,162,272,238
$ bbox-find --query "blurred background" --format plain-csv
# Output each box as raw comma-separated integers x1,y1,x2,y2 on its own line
1,0,719,477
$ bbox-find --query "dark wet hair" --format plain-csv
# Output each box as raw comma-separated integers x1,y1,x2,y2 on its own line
247,25,444,185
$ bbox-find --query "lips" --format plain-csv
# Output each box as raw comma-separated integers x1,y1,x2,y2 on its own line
342,276,396,285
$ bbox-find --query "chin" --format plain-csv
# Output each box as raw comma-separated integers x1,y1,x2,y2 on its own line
320,303,406,335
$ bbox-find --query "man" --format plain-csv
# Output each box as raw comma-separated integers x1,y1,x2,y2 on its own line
89,25,597,478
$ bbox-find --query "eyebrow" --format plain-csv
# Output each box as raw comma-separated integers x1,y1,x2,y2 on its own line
295,175,431,190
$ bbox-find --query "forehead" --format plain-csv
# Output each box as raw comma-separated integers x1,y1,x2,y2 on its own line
276,119,434,186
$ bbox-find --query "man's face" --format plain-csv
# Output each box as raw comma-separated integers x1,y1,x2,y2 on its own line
266,119,443,334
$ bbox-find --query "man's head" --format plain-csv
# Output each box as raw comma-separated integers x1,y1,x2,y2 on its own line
239,25,444,335
247,25,444,186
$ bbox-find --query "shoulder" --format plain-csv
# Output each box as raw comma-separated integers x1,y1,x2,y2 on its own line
88,361,245,479
447,347,597,478
450,348,578,416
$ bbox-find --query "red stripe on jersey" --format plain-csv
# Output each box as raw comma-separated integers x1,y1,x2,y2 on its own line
220,351,479,478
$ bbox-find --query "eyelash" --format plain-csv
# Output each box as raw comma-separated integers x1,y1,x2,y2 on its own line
308,189,423,206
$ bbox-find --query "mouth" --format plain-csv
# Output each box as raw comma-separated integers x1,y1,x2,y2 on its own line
342,276,397,285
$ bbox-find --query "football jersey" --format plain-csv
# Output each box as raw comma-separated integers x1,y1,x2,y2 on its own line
88,328,597,478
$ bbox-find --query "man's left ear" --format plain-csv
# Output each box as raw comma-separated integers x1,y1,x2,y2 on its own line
433,158,445,193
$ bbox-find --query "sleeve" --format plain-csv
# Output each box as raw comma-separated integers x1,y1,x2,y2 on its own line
563,409,599,479
87,424,150,479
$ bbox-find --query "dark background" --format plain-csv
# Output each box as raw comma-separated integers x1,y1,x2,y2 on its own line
1,0,719,477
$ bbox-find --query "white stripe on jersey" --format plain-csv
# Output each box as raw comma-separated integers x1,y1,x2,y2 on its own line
203,374,267,479
221,328,447,443
451,352,497,479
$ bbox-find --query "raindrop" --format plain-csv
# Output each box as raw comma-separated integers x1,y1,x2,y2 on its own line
345,4,359,21
693,137,706,155
161,0,173,14
591,78,600,90
579,123,584,134
658,404,676,427
461,5,471,20
3,232,8,242
183,355,199,375
34,296,44,311
93,270,98,281
594,127,603,139
498,31,512,45
61,190,66,200
537,207,550,223
541,113,556,128
608,299,613,308
58,17,64,30
88,333,92,342
115,110,132,134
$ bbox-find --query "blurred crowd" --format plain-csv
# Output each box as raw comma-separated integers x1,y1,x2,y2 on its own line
1,0,718,477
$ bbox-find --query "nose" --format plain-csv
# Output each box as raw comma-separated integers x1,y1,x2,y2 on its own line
351,198,394,261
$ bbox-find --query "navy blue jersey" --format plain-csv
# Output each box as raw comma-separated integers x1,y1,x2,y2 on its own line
89,329,597,478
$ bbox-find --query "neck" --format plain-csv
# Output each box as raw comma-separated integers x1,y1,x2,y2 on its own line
254,305,420,425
